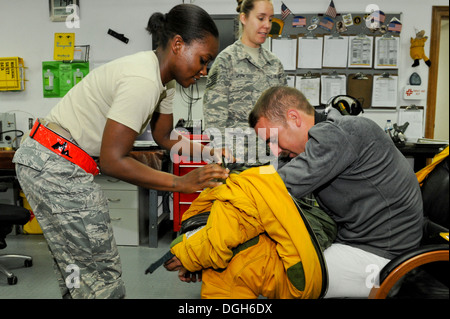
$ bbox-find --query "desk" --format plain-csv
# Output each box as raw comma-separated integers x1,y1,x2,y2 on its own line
0,150,15,172
396,143,448,172
130,149,171,248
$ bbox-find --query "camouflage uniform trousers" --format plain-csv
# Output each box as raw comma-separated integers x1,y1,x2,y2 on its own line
13,137,125,299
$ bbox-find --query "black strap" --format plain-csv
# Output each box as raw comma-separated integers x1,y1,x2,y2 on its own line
145,250,175,275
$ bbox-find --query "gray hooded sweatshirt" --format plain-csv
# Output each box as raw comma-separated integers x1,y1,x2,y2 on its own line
278,109,423,259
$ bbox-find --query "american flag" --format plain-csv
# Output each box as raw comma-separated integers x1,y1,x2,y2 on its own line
292,16,306,27
281,2,292,20
388,21,402,33
319,17,334,31
325,0,337,18
372,10,385,23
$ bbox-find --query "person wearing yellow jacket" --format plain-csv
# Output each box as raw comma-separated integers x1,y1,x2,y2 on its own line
165,165,336,299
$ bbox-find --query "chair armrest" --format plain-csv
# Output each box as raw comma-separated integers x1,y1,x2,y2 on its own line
369,244,449,299
0,204,30,224
423,219,449,245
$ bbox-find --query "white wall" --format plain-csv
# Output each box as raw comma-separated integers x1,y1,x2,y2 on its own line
0,0,448,136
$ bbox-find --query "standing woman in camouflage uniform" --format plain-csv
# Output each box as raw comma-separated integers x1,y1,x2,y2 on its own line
203,0,287,163
13,4,228,299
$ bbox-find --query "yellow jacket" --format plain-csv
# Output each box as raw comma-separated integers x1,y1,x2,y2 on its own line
170,165,327,299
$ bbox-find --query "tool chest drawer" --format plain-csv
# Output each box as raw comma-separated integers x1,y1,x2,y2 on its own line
178,191,203,203
172,134,210,232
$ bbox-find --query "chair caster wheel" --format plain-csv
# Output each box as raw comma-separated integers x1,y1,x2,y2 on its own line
24,259,33,267
8,275,18,285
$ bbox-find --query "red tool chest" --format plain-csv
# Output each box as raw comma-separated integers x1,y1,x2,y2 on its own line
172,134,209,232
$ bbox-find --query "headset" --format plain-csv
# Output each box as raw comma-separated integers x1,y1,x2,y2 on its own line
327,95,364,116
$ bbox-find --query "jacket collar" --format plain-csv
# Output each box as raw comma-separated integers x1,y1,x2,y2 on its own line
314,111,328,124
233,38,273,68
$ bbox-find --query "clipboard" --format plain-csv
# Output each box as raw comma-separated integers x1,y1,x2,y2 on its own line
348,73,373,108
286,73,296,87
320,71,346,105
322,35,349,68
295,72,321,106
398,105,424,141
374,34,400,69
272,36,298,70
372,73,398,107
298,35,323,69
348,34,373,68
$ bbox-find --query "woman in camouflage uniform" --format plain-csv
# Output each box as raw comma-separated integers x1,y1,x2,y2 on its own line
203,0,287,164
13,4,228,299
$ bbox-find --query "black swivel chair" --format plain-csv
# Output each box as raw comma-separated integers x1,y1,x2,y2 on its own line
369,153,449,299
0,176,33,285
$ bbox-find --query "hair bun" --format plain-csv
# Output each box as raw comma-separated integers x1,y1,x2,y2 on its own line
146,12,165,35
236,0,243,13
146,4,218,49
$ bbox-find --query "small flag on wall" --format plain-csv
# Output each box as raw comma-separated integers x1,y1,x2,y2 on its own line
292,15,306,27
281,2,292,20
325,0,337,18
319,16,334,31
388,17,402,33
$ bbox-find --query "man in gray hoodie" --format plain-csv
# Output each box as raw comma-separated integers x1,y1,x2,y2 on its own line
249,86,423,298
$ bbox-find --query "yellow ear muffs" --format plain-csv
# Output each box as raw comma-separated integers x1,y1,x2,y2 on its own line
330,95,364,116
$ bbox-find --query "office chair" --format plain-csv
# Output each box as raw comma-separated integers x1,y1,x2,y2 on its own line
0,178,33,285
369,151,449,299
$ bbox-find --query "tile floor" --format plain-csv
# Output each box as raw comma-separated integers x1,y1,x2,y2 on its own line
1,229,448,301
0,230,201,299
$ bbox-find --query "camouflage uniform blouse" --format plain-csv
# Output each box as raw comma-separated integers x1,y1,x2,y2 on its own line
203,39,287,160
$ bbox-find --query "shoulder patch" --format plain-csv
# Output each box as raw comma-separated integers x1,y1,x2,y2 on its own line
206,72,218,89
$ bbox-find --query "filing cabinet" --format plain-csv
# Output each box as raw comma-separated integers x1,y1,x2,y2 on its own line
94,175,139,246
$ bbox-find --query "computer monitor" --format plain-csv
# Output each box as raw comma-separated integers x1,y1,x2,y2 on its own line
134,122,157,148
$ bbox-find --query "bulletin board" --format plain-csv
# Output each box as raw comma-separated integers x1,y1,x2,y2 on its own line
269,11,403,109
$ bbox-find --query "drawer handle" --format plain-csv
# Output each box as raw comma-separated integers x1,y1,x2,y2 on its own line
179,202,193,205
106,178,121,183
111,217,122,221
108,198,121,203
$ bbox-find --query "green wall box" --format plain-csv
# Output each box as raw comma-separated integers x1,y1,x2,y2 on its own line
42,61,89,98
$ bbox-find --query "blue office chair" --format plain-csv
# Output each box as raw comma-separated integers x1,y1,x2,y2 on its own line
0,178,33,285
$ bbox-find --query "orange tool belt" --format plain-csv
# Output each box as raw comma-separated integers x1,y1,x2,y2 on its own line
29,120,100,175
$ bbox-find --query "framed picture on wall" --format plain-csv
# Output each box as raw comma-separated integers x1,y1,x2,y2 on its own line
49,0,80,22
